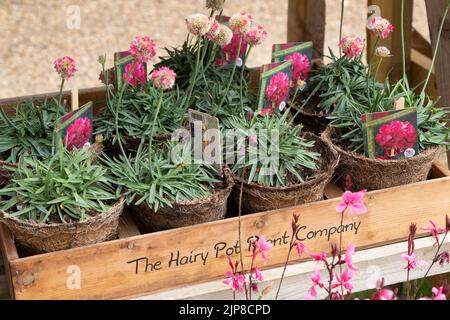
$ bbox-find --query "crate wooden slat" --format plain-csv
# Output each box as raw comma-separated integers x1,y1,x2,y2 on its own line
0,163,448,300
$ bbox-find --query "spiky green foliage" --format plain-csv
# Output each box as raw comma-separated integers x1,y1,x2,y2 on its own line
227,112,320,187
0,148,115,223
94,83,186,145
328,78,449,152
103,142,219,212
0,99,67,163
306,49,371,114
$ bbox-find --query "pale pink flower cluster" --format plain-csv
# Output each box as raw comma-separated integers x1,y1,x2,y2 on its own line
266,72,290,109
129,36,157,64
253,236,273,265
150,67,176,91
401,252,427,270
339,36,364,59
375,46,392,58
213,24,233,47
336,190,368,218
223,257,246,292
245,25,267,47
368,16,394,40
285,52,310,84
53,56,77,80
229,11,252,34
186,13,212,36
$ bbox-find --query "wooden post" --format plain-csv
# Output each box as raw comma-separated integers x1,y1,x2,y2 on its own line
287,0,326,59
426,0,450,166
367,0,413,82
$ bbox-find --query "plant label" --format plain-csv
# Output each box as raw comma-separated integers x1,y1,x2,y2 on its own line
114,51,148,89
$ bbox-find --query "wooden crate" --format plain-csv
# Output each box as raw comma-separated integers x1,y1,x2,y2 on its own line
1,87,449,299
0,161,448,300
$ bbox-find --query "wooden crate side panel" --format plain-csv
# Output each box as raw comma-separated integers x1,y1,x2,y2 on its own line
9,177,450,300
0,223,18,299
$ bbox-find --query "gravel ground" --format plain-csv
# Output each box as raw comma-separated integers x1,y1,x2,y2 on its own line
0,0,429,98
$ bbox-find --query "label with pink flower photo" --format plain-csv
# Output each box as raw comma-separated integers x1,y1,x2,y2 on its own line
54,102,94,152
272,42,312,90
362,108,419,160
114,51,148,89
257,60,292,114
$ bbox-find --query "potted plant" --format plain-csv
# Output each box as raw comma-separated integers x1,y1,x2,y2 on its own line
324,2,449,191
228,111,338,214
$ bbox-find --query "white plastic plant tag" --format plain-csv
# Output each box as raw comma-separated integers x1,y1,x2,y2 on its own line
279,101,286,111
236,58,243,67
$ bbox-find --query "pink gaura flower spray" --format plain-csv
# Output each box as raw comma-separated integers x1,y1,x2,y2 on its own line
336,190,368,218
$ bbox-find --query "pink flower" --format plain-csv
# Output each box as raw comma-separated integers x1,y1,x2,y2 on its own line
368,16,394,40
285,52,310,84
260,108,273,117
150,67,176,91
252,266,264,282
372,288,396,300
205,17,220,41
245,25,267,47
375,121,416,159
401,253,427,270
339,36,364,59
336,190,368,218
420,220,445,244
437,251,449,267
223,257,246,292
123,62,147,87
129,36,157,64
431,287,447,300
332,269,354,293
63,117,92,151
54,56,77,80
306,269,324,299
345,244,358,272
295,242,308,257
229,11,252,34
253,236,272,265
311,252,327,262
265,72,290,109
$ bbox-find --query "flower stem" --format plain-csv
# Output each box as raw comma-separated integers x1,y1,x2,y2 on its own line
219,34,243,108
421,1,450,95
237,167,249,300
275,238,295,300
52,79,65,156
338,212,345,299
401,0,407,81
239,46,252,112
184,37,204,110
148,89,164,165
339,0,345,57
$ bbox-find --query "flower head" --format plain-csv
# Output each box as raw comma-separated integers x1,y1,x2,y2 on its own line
150,67,176,91
285,52,310,84
54,56,77,80
336,190,368,218
63,117,92,151
252,266,264,282
212,24,233,47
295,242,308,257
253,236,272,265
186,13,211,36
420,220,445,244
375,46,392,58
437,251,449,267
206,0,225,11
206,18,220,41
123,62,147,87
332,269,354,293
401,253,427,270
345,244,358,272
310,252,327,262
431,287,447,300
229,11,252,34
306,269,324,300
245,25,267,47
266,72,290,109
375,120,416,159
129,36,157,64
339,36,364,59
223,257,246,292
368,16,394,39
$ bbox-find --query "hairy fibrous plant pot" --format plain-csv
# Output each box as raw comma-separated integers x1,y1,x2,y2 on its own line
233,133,339,214
130,171,234,232
1,198,125,254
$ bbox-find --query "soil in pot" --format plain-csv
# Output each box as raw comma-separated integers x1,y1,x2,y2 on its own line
323,128,440,191
129,170,234,233
0,198,125,254
291,95,331,135
233,133,339,215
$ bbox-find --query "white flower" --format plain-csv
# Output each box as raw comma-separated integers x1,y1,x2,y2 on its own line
186,13,211,36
